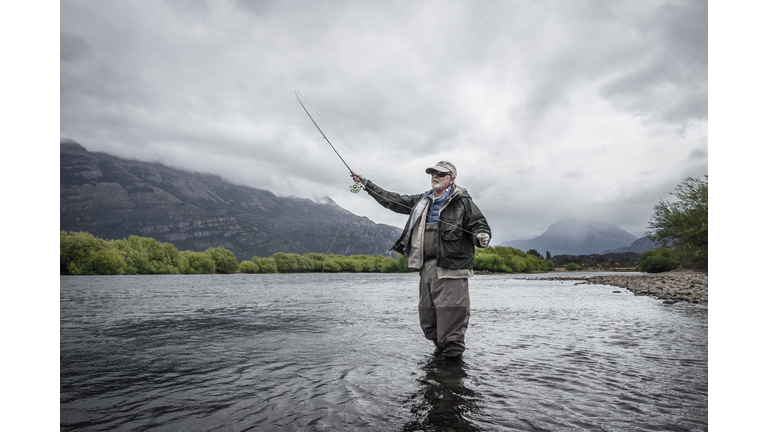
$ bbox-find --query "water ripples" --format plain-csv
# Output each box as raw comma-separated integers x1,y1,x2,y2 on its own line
61,273,707,431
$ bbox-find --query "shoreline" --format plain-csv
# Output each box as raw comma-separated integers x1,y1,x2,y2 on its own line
537,271,708,304
60,269,709,304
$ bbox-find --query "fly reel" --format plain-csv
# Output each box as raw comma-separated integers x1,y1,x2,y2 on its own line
350,182,363,193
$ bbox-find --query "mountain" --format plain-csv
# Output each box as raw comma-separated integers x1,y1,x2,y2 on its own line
500,218,637,256
602,236,658,254
60,139,401,260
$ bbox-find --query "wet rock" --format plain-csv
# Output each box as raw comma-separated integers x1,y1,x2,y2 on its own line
539,271,708,304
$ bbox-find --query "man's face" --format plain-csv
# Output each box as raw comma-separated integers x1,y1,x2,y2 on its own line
431,172,454,192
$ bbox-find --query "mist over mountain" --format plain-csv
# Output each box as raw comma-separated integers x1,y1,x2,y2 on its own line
500,218,638,256
60,139,400,260
602,236,658,254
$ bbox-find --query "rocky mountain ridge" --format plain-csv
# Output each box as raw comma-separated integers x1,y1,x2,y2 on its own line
60,139,401,260
602,236,658,254
501,218,647,256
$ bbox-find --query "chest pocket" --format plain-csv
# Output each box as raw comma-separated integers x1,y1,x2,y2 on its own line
439,204,465,242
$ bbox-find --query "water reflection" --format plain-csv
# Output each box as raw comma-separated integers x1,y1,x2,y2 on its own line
61,275,707,431
402,353,482,432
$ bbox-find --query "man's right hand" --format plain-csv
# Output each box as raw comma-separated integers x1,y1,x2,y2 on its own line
350,171,364,184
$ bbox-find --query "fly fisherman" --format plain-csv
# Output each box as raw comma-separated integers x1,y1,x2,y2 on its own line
351,161,491,359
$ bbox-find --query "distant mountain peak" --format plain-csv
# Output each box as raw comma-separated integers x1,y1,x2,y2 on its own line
60,139,400,259
500,218,637,255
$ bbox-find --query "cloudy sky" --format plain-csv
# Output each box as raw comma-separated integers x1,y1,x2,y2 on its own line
60,0,708,244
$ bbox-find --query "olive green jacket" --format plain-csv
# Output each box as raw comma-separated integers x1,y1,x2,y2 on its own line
361,179,491,271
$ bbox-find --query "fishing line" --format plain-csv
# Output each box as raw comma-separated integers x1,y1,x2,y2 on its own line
295,91,357,177
296,88,414,175
295,91,486,270
321,188,350,273
296,90,482,237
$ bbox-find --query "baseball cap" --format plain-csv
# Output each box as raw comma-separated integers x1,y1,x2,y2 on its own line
425,161,457,177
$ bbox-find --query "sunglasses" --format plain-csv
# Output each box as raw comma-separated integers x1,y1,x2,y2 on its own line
431,172,451,177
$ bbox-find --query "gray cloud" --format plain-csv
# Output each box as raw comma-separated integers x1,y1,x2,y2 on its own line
60,0,707,244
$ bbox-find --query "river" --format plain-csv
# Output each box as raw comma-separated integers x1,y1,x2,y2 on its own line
60,273,707,431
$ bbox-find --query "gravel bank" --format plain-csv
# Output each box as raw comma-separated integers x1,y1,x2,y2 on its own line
541,272,708,304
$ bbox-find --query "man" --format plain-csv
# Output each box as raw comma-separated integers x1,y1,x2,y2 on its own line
351,161,491,359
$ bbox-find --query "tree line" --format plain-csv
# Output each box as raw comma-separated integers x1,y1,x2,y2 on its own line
640,176,708,273
547,175,708,274
61,175,707,276
550,252,640,271
60,231,555,275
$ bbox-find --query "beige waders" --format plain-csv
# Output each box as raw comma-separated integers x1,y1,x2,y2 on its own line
418,223,470,357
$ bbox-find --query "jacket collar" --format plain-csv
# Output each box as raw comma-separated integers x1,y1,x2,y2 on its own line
425,185,453,201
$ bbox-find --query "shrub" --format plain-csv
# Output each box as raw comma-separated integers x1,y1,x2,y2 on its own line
68,246,127,275
638,247,680,273
206,247,240,273
647,176,707,270
320,258,342,272
474,250,507,272
254,257,279,274
60,231,129,275
349,255,377,272
381,254,410,273
182,251,216,274
343,255,365,272
565,263,582,271
240,260,259,273
506,255,527,272
543,259,556,272
272,252,313,272
304,253,329,271
368,255,387,272
111,236,186,274
524,255,542,272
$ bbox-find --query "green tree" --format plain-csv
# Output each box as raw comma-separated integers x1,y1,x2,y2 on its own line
524,254,542,272
60,231,112,274
565,263,581,271
182,250,216,274
70,243,127,275
638,247,680,273
474,249,507,271
646,176,708,270
240,260,259,273
526,249,543,259
349,255,379,272
272,252,313,271
206,247,239,273
82,248,128,275
253,257,279,273
304,253,329,271
381,254,410,273
327,254,363,272
111,236,185,274
60,231,129,275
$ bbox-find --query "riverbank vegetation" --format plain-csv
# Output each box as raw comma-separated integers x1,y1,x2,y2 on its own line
60,176,707,276
60,231,555,275
550,252,640,271
641,176,708,272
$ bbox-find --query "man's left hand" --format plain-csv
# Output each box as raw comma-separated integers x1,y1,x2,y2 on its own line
477,233,490,247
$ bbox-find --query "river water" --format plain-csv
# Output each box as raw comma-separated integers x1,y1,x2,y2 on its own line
60,273,707,431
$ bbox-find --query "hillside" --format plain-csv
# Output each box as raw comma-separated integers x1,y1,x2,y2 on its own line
60,139,401,260
602,236,658,254
501,218,638,256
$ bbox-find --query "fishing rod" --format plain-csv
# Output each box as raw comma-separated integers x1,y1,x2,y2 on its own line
294,91,487,254
295,91,363,193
